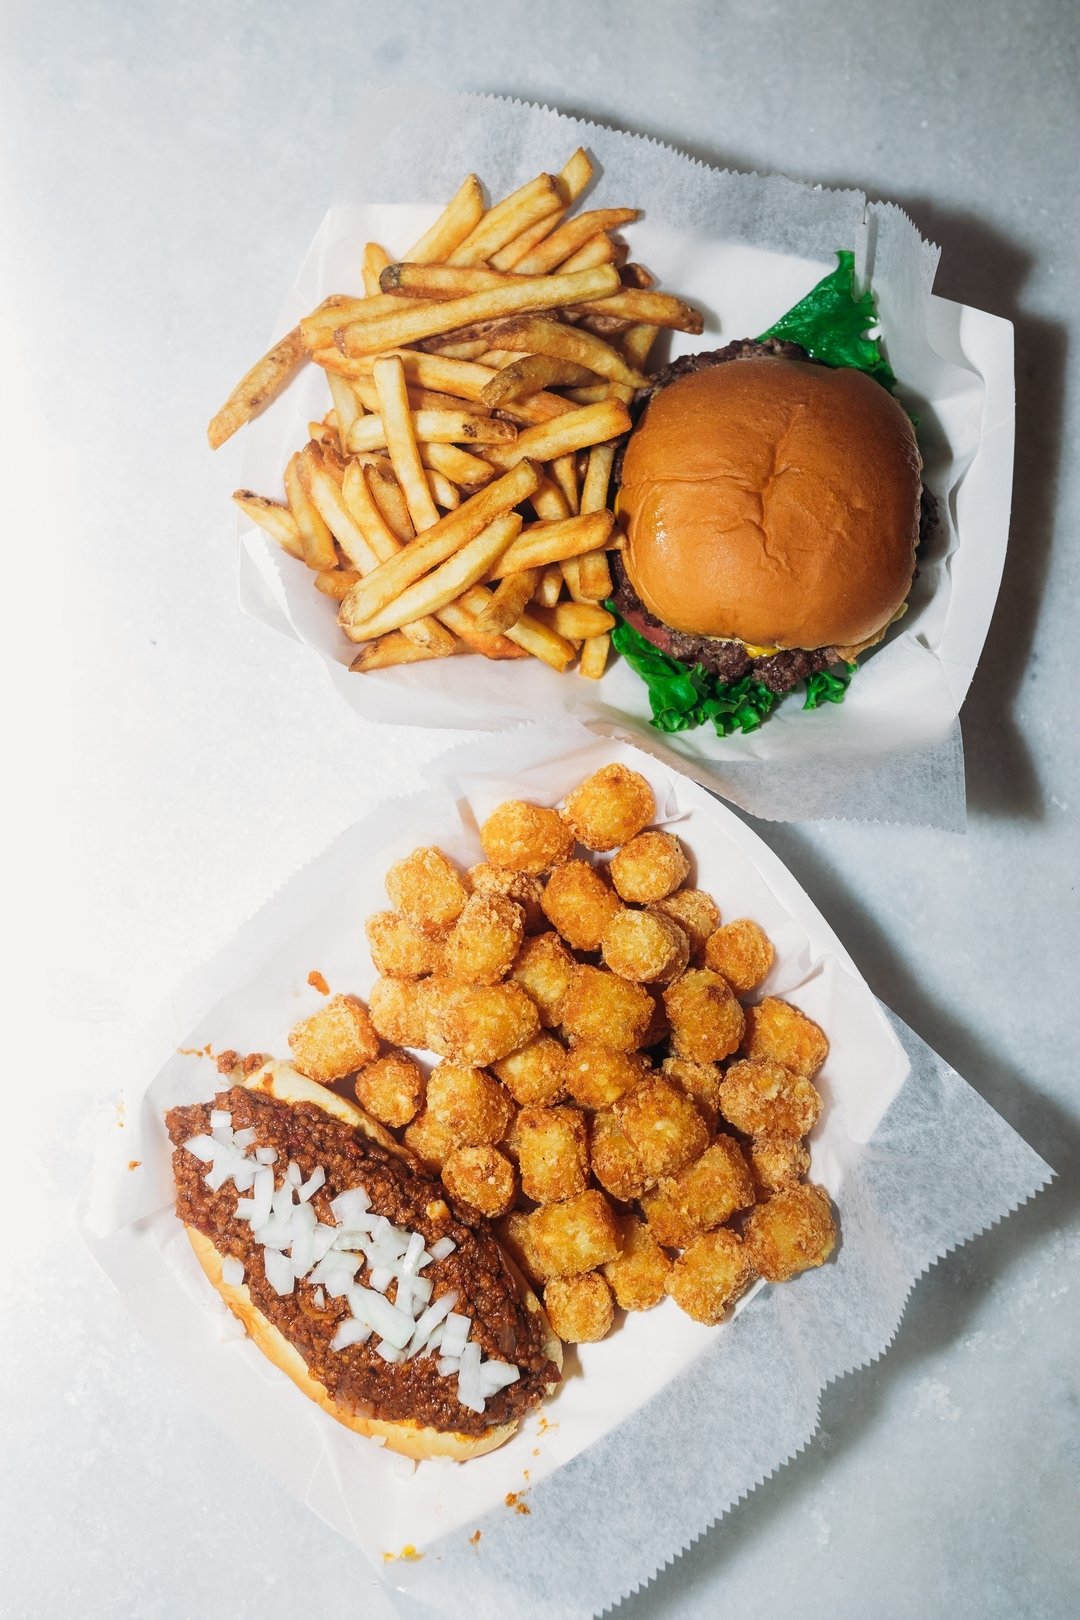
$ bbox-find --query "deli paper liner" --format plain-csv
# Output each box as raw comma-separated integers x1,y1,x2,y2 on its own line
79,729,1050,1618
232,87,1014,828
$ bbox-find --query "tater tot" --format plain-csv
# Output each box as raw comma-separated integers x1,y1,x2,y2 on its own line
527,1189,621,1277
467,864,546,933
660,1056,723,1132
742,997,829,1077
510,931,575,1027
541,860,623,951
560,964,655,1050
385,846,468,936
665,1229,755,1324
602,1215,672,1310
368,976,431,1049
543,1272,615,1343
563,1041,647,1109
589,1108,648,1202
749,1134,811,1198
500,1209,556,1286
354,1051,425,1128
608,830,689,904
614,1077,709,1182
288,993,380,1083
479,800,575,874
441,893,524,985
424,979,539,1066
493,1033,566,1106
641,1136,755,1247
425,1061,514,1146
601,907,689,984
653,889,721,963
509,1105,589,1203
663,968,745,1064
364,911,445,979
718,1058,822,1138
704,918,775,994
562,764,655,851
441,1145,517,1218
403,1108,457,1171
744,1183,836,1281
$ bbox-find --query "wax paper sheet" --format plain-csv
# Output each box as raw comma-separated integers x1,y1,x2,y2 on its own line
231,88,1014,828
78,728,1050,1618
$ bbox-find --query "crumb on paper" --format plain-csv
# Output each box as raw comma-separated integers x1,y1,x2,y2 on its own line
469,1530,482,1546
308,969,330,994
532,1447,540,1457
504,1492,531,1516
127,1160,141,1172
523,1469,531,1482
115,1099,125,1129
535,1416,558,1436
178,1044,215,1058
382,1545,424,1563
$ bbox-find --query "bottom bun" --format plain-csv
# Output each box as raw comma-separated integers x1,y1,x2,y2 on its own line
185,1060,562,1462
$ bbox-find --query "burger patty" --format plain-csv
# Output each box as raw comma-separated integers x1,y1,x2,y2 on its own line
612,338,938,695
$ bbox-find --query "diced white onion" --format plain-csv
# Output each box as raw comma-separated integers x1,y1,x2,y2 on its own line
374,1340,405,1364
232,1127,258,1150
313,1286,326,1310
330,1187,371,1224
405,1290,460,1357
430,1236,456,1262
183,1135,218,1164
263,1248,295,1296
457,1341,484,1414
255,1146,278,1165
211,1125,233,1147
221,1256,244,1287
290,1228,315,1277
348,1287,415,1349
369,1265,394,1294
437,1357,461,1378
231,1161,257,1193
402,1232,426,1276
440,1312,472,1360
312,1224,338,1264
250,1165,274,1228
298,1165,325,1203
209,1110,232,1130
331,1318,372,1351
286,1161,302,1187
478,1360,520,1395
410,1276,433,1310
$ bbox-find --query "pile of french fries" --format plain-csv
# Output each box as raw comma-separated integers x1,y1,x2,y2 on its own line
210,151,703,679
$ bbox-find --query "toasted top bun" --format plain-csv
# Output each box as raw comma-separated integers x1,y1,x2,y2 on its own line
184,1060,562,1462
619,357,922,651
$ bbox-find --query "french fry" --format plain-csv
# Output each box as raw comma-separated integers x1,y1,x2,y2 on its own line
362,243,391,298
483,400,631,470
622,323,661,368
561,556,586,602
326,371,363,455
405,174,486,263
537,564,566,608
352,378,489,416
338,460,542,625
620,262,656,290
336,266,621,357
372,355,440,531
571,288,704,331
365,461,415,541
558,147,594,201
380,262,511,298
503,607,576,670
578,632,611,680
563,384,615,406
487,316,647,386
556,235,623,274
449,173,565,267
427,468,460,509
314,567,362,600
232,491,304,560
435,598,531,659
350,631,457,672
488,147,593,269
474,567,541,635
487,511,615,578
284,449,337,570
300,294,435,349
300,443,381,573
550,452,579,514
511,209,639,276
530,602,616,640
480,355,597,407
577,549,613,602
420,337,493,360
341,513,522,641
340,462,454,653
346,409,517,454
580,442,616,515
419,441,496,486
208,326,306,449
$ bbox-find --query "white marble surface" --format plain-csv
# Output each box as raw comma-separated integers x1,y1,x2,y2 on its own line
3,1,1077,1615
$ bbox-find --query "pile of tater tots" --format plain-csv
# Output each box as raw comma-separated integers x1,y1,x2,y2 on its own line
286,765,837,1343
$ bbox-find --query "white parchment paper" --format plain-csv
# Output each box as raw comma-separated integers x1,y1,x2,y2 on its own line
78,728,1050,1617
231,88,1014,828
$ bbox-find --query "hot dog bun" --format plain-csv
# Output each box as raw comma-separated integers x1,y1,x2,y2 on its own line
180,1060,562,1462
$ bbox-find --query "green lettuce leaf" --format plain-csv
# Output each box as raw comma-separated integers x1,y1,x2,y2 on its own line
609,612,779,738
759,249,896,389
803,665,856,710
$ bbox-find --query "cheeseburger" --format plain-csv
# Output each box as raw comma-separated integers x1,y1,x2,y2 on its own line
613,338,932,700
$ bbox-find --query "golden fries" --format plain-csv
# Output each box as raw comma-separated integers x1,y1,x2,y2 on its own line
208,326,306,449
336,265,621,356
211,152,703,683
